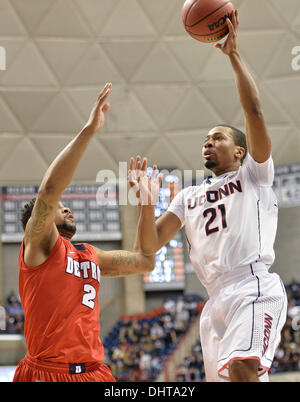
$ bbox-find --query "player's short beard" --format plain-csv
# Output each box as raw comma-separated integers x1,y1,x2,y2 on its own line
204,160,218,170
56,220,77,239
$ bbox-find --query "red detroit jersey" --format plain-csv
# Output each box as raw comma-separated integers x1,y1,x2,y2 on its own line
18,235,104,364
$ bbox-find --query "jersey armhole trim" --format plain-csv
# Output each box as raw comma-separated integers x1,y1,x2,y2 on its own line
20,235,62,271
167,210,185,228
244,153,274,187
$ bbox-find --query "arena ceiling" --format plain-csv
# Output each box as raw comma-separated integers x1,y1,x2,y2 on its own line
0,0,299,185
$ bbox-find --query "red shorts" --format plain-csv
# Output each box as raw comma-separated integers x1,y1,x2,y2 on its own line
13,354,116,382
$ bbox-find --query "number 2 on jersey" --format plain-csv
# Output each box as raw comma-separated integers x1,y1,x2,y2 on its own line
203,204,227,236
82,284,96,309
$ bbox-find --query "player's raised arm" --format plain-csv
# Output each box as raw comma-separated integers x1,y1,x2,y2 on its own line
215,10,271,163
128,156,182,257
91,248,155,278
24,83,112,267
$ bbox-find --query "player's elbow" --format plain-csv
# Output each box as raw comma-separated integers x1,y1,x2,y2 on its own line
38,181,56,197
245,102,263,117
38,180,62,205
142,254,156,273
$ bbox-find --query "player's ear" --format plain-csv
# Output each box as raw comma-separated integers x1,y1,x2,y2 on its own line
234,146,245,162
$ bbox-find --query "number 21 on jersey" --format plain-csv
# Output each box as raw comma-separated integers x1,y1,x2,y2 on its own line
203,204,227,236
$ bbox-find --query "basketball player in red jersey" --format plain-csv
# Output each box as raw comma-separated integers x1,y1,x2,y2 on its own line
13,83,155,382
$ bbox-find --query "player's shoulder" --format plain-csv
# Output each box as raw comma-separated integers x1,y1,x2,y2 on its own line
63,237,90,253
175,185,203,198
67,241,98,259
72,243,88,251
241,153,274,170
239,153,275,186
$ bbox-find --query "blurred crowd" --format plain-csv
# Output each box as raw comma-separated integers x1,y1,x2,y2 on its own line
1,280,299,380
271,278,300,374
104,295,201,382
175,339,205,381
0,291,24,334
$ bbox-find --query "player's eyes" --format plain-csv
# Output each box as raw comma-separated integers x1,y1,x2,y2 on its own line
214,136,225,142
203,135,223,145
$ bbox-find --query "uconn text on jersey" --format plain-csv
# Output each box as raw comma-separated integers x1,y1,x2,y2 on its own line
188,180,243,209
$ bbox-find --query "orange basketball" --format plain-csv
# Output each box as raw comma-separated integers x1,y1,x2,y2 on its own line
182,0,235,43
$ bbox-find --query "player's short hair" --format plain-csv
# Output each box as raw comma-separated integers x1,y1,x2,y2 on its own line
219,124,248,164
20,198,36,231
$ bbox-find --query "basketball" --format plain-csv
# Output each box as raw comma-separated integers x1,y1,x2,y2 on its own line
182,0,235,43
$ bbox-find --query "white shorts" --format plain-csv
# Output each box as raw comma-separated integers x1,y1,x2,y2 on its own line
199,262,288,382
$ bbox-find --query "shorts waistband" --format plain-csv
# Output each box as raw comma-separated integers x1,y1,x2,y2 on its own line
23,354,101,374
206,262,269,297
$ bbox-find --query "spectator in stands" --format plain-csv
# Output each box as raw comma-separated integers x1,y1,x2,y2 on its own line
176,307,189,328
104,286,300,381
139,349,151,381
150,321,164,341
153,338,165,357
119,317,132,343
6,301,23,317
287,302,300,321
159,313,176,345
163,297,176,318
115,357,126,379
175,338,206,382
185,354,202,381
175,296,190,327
1,290,25,334
140,321,150,340
186,295,199,321
123,321,139,345
143,333,155,356
288,278,300,303
131,319,143,343
14,313,24,334
175,296,186,313
6,290,19,305
111,344,126,361
123,350,135,373
175,363,190,382
272,347,285,373
150,356,163,379
269,279,300,374
130,345,141,369
174,315,185,338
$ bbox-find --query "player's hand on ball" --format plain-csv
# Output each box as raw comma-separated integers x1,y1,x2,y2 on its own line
84,83,112,134
215,10,239,55
128,156,163,206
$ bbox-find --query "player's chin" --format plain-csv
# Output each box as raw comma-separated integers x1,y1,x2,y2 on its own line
68,224,77,236
60,221,77,236
204,159,218,170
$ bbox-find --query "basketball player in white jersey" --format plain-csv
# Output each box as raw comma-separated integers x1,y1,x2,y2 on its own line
129,11,287,382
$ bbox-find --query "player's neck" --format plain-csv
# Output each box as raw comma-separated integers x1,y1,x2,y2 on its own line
58,229,73,241
211,165,239,178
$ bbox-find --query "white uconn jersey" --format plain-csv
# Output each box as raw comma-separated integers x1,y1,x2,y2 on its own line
168,153,278,292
